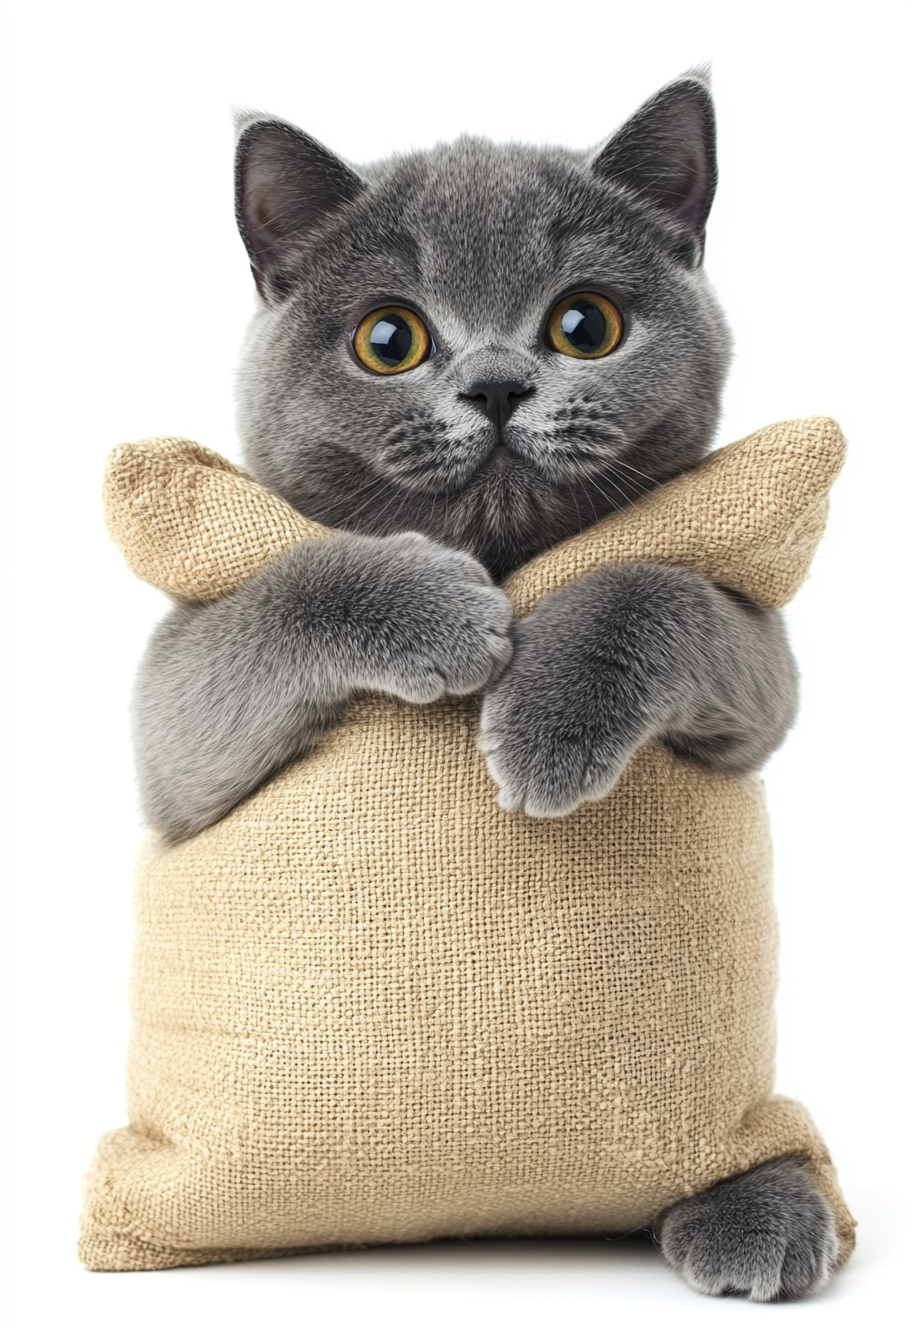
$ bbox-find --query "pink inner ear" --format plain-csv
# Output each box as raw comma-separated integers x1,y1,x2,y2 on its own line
240,147,296,276
235,120,366,281
244,181,284,272
589,77,716,239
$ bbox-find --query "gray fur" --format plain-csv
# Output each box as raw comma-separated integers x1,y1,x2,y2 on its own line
134,70,797,857
134,532,512,842
137,71,749,843
658,1157,839,1301
234,94,730,579
480,562,797,816
131,75,834,1294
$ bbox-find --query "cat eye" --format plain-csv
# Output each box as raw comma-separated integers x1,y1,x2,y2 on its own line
547,292,623,359
352,306,433,375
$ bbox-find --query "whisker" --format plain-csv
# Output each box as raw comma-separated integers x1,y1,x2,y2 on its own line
606,454,665,489
566,445,655,501
561,453,645,519
331,470,399,528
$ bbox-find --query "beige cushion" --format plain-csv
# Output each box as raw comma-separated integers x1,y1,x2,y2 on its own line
81,417,855,1272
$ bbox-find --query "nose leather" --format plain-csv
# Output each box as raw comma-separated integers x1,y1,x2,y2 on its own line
462,379,535,434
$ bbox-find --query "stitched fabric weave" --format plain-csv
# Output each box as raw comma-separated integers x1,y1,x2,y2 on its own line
80,417,854,1272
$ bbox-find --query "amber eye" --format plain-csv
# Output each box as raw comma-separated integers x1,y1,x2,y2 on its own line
352,306,432,374
547,292,623,359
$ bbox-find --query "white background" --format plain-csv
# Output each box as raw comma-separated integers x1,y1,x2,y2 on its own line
1,1,909,1324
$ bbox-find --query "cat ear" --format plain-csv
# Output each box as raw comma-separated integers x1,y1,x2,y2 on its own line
589,71,717,259
234,113,366,296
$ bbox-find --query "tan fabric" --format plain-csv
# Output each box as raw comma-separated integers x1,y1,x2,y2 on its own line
81,417,854,1272
507,416,846,617
102,436,335,603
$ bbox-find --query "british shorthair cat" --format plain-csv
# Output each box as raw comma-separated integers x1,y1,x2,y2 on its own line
132,72,837,1299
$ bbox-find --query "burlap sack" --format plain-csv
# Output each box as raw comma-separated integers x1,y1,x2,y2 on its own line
80,417,855,1272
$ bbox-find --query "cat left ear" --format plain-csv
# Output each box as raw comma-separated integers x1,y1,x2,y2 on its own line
590,71,717,263
234,113,367,298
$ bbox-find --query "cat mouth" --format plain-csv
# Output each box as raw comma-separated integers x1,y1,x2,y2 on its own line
480,431,533,479
486,443,516,473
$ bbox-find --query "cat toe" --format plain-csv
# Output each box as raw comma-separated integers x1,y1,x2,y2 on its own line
658,1157,838,1302
480,742,573,815
479,732,621,817
483,632,514,678
382,667,448,704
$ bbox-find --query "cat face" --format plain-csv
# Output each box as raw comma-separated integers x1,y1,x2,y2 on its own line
236,75,731,578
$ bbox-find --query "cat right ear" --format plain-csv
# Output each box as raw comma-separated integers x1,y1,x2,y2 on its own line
234,114,366,298
589,71,717,264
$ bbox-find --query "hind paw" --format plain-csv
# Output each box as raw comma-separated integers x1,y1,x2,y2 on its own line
658,1157,839,1302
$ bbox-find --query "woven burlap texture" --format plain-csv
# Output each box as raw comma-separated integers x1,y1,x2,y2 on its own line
81,417,854,1272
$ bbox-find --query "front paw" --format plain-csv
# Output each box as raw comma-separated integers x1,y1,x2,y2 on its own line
479,564,694,816
351,533,513,704
479,657,635,817
658,1158,839,1302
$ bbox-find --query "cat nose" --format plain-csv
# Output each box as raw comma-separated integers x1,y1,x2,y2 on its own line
462,380,535,430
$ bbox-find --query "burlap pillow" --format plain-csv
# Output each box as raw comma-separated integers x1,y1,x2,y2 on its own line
80,416,855,1272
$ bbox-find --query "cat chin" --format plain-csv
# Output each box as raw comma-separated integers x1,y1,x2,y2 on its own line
478,447,526,485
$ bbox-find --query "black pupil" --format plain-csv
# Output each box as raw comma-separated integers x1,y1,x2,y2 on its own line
369,313,413,366
561,299,606,352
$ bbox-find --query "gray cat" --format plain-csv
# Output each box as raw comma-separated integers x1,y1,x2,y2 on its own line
132,72,837,1299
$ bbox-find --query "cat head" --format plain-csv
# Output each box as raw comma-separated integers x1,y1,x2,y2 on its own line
234,73,731,579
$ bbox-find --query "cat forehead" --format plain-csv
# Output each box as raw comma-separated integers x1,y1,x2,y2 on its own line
322,138,662,321
370,138,625,254
369,137,579,216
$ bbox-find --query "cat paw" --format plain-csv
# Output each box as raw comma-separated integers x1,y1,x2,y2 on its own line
478,566,683,816
351,532,514,703
479,656,632,816
657,1158,839,1302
